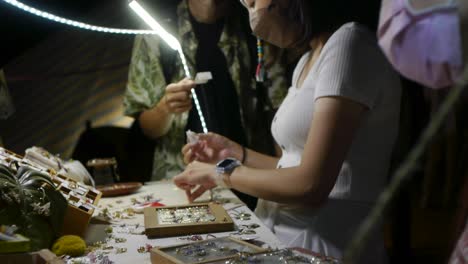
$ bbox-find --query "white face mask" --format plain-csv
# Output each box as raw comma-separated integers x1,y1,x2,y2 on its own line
378,0,463,89
248,3,302,48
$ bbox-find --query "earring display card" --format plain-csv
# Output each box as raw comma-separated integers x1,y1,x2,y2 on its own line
144,203,234,238
0,147,30,170
150,236,266,264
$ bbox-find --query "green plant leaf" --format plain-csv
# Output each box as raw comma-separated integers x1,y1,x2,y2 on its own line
23,215,55,250
0,206,23,225
43,188,67,236
18,168,56,188
0,164,67,251
0,165,18,184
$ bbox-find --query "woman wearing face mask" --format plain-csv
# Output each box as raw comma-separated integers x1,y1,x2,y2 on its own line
174,0,401,262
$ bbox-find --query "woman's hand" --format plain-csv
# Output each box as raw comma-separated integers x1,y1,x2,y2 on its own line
173,161,218,202
138,78,195,139
181,132,243,164
163,78,195,114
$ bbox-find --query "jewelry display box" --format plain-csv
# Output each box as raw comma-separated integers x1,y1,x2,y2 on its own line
51,173,101,236
150,236,266,264
144,203,234,238
208,248,341,264
0,147,101,237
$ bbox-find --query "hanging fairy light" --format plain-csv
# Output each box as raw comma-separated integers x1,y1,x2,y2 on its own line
2,0,154,34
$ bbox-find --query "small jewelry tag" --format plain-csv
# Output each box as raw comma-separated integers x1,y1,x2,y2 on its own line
186,130,199,144
194,72,213,84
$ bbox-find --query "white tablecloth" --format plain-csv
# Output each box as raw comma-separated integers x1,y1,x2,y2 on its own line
82,180,283,263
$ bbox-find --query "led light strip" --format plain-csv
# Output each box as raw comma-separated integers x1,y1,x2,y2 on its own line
2,0,157,34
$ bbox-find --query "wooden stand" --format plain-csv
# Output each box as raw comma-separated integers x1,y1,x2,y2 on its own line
150,237,266,264
144,203,234,238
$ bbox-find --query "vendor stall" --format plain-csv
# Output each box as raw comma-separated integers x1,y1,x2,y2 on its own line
77,181,282,263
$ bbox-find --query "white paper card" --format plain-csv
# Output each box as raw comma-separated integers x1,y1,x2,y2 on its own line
186,130,199,144
194,72,213,84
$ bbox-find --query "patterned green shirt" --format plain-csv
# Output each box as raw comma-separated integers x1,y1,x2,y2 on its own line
124,1,287,180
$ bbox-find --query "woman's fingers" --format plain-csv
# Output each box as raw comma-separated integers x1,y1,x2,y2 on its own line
187,185,208,203
185,189,192,200
183,148,194,164
168,99,192,108
182,143,193,155
166,79,195,93
173,162,217,203
165,92,192,113
173,104,192,114
164,79,194,114
166,90,192,102
197,132,217,142
182,142,207,164
174,178,193,190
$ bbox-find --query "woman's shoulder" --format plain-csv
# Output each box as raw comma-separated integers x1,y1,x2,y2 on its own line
319,22,387,68
328,22,377,49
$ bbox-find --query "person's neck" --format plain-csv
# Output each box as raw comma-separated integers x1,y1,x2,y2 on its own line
309,33,329,53
306,33,329,63
188,0,227,24
296,34,329,89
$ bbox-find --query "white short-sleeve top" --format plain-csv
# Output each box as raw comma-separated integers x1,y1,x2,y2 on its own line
255,22,401,261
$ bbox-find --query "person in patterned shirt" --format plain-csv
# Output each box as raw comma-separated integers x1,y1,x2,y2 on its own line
124,0,288,208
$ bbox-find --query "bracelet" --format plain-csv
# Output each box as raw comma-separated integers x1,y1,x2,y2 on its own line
241,146,247,164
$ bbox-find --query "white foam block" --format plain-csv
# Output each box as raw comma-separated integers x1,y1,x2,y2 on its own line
194,71,213,84
186,130,199,144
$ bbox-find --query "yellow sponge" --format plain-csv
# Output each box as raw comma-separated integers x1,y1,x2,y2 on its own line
51,235,86,257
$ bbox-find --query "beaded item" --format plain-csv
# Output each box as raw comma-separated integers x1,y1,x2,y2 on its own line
232,211,251,221
115,247,127,254
256,39,266,82
114,237,127,243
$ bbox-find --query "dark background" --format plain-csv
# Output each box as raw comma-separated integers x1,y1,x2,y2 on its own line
0,0,120,67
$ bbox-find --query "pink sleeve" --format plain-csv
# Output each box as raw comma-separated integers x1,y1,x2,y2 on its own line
378,0,463,89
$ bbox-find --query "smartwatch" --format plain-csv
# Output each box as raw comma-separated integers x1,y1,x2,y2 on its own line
215,158,241,187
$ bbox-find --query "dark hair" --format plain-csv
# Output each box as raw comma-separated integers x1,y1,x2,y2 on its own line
289,0,381,46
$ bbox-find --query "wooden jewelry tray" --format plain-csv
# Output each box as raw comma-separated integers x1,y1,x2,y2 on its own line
150,236,266,264
144,202,234,238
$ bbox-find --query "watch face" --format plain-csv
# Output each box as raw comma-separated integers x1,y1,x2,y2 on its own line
218,158,235,168
216,158,240,174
